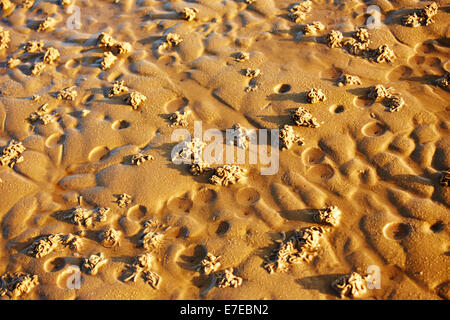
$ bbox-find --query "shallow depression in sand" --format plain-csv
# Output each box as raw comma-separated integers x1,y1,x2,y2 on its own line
415,42,436,55
178,244,208,267
88,146,110,162
165,97,189,113
159,55,177,67
44,257,66,272
194,188,217,203
409,55,426,66
45,133,65,148
302,147,325,165
353,96,373,109
425,57,444,71
236,187,260,206
112,120,130,130
274,84,291,93
383,222,412,241
307,164,335,182
362,122,387,137
330,105,345,114
82,94,95,105
216,221,230,236
64,59,81,70
168,197,194,213
127,205,148,221
321,66,342,79
430,221,445,234
387,65,413,81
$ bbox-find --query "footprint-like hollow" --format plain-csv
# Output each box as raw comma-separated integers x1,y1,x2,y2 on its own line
64,59,81,70
362,121,387,137
236,187,260,206
383,222,411,241
45,133,65,148
430,221,444,234
302,147,325,165
416,42,435,55
409,55,425,66
127,205,148,221
321,66,342,79
44,257,66,272
194,188,217,203
426,57,443,70
83,94,95,105
88,146,109,162
167,196,194,214
112,120,130,130
88,146,110,162
274,84,291,94
387,65,413,81
353,96,373,109
158,55,176,67
177,244,208,267
165,97,189,113
308,163,335,182
330,105,345,114
216,221,230,236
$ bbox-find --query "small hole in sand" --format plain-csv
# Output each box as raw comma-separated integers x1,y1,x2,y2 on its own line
112,120,130,130
159,55,176,67
430,221,444,234
179,244,207,266
426,57,442,69
46,257,66,272
321,67,342,79
383,222,411,240
65,59,80,69
179,72,191,82
168,197,193,213
88,146,110,162
410,55,425,65
302,147,325,165
127,205,147,221
194,188,217,203
165,97,189,113
216,221,230,236
362,121,387,137
331,105,345,114
45,133,65,148
275,84,291,93
236,187,260,206
308,164,335,182
354,96,373,109
417,43,435,54
388,65,413,81
83,94,95,105
178,226,190,238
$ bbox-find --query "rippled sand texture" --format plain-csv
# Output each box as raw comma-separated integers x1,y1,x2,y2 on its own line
0,0,449,300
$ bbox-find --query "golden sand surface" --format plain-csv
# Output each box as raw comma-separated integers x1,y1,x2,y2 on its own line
0,0,449,300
